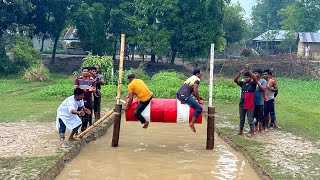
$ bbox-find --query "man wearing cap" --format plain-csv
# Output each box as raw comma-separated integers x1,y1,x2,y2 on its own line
124,74,153,129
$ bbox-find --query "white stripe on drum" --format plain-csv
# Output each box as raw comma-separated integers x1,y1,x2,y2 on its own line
141,103,151,122
176,99,190,123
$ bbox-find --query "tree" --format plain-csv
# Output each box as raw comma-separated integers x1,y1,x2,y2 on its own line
250,0,294,38
133,0,176,62
279,0,320,32
73,3,108,55
223,4,246,45
48,0,78,64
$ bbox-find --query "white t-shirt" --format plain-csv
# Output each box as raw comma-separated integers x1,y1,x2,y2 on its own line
56,95,83,131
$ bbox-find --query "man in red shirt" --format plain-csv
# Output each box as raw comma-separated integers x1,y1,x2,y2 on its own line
234,64,257,137
74,67,96,132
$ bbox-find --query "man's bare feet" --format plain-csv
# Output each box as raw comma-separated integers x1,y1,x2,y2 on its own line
143,121,149,129
189,123,196,132
60,143,69,148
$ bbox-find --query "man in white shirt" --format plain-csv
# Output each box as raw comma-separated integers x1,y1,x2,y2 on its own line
56,88,91,148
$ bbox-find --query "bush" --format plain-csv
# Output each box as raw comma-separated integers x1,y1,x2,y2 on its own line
82,53,113,84
10,35,42,74
23,63,49,81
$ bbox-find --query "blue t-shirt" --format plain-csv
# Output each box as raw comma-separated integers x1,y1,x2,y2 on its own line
254,79,267,105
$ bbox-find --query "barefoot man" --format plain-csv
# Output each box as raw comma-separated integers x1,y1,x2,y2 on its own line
56,88,91,148
124,74,153,129
177,68,204,132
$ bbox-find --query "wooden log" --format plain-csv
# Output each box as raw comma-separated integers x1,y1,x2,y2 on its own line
206,107,215,150
77,109,115,139
111,104,122,147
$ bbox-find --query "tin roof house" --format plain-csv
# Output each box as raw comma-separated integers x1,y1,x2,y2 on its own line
253,30,289,55
297,32,320,59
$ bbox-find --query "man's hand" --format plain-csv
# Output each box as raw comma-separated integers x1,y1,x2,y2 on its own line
245,64,251,71
79,110,85,116
239,68,244,74
84,108,91,115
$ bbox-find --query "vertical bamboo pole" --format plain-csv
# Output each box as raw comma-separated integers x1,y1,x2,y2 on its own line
206,43,215,150
112,34,125,147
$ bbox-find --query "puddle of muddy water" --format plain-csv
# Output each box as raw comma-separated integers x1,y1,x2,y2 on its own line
56,119,260,180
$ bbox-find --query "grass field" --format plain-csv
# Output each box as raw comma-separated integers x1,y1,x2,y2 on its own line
1,72,320,179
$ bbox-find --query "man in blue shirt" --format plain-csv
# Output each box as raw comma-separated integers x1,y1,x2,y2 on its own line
253,68,267,134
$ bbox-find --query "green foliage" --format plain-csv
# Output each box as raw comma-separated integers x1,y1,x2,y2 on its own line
101,84,127,99
73,2,109,55
82,53,113,84
2,35,42,75
224,4,247,44
276,31,297,53
249,0,294,38
36,84,73,98
117,63,150,85
278,1,320,32
22,63,49,81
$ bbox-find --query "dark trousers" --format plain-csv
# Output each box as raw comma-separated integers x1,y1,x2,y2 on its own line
254,105,264,127
81,101,93,132
134,96,153,124
177,94,202,119
264,99,276,127
59,118,80,139
239,107,254,129
94,92,101,113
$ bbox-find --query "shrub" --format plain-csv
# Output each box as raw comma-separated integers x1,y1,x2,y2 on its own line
23,63,49,81
36,84,73,98
10,35,42,74
82,53,113,84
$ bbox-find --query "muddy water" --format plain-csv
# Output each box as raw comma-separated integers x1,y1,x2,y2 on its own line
56,119,260,180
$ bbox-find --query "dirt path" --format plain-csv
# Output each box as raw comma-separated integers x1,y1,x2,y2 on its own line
216,114,320,179
0,122,57,158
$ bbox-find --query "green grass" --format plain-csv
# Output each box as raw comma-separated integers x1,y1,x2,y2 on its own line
0,155,59,179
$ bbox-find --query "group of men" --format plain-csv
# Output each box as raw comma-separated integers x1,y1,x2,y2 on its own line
56,65,105,147
57,64,282,148
234,64,278,137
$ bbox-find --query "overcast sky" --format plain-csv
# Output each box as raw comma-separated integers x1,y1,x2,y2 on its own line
231,0,256,19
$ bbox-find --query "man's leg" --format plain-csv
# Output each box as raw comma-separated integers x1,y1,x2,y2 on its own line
238,107,246,135
94,95,101,121
257,105,264,133
185,97,202,132
87,101,93,126
58,119,68,147
247,109,255,136
69,125,81,141
254,106,258,132
268,99,276,128
134,97,152,128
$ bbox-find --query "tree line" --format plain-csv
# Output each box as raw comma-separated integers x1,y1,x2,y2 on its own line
0,0,248,70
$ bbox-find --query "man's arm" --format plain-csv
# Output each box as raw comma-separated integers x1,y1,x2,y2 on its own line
99,75,105,85
257,80,267,92
124,92,134,111
234,68,244,84
193,84,203,103
267,80,278,91
74,78,79,89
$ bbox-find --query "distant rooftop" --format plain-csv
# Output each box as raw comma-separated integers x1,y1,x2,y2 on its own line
298,32,320,43
63,27,78,40
253,30,289,42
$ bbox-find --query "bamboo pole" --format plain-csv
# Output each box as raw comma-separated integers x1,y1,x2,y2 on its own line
77,109,115,138
206,43,215,150
112,34,125,147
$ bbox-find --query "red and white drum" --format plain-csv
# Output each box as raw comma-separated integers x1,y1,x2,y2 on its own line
125,98,202,124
